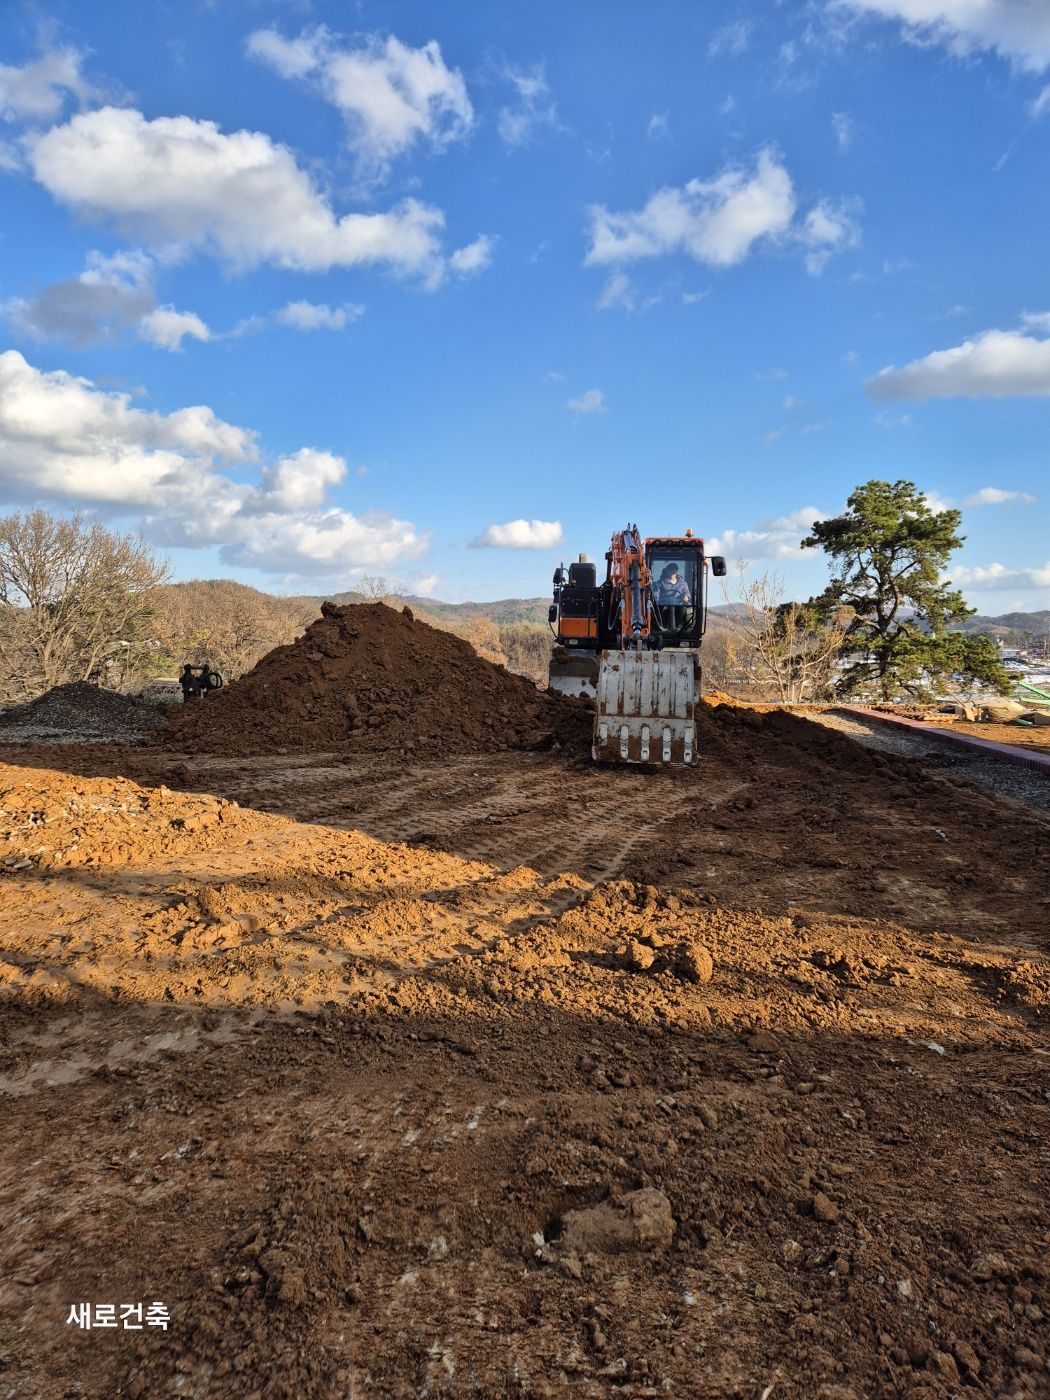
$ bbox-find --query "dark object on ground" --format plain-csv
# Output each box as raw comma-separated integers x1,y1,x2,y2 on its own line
0,681,162,743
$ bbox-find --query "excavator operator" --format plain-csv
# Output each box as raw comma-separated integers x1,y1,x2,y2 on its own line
654,562,693,636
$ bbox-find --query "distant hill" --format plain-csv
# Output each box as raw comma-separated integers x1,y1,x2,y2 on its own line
957,610,1050,647
300,591,551,626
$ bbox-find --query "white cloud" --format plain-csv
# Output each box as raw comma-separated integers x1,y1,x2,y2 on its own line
497,63,558,148
920,489,955,513
4,249,213,354
275,300,364,331
449,234,496,276
834,0,1050,73
867,326,1050,399
832,111,854,150
798,197,862,274
597,271,634,311
1032,84,1050,115
1021,310,1050,332
565,388,606,414
247,29,471,172
139,306,212,351
647,112,671,140
708,20,754,57
413,572,442,597
952,561,1050,589
5,252,155,348
0,350,426,579
0,47,96,123
707,506,825,560
962,486,1037,506
585,148,858,274
682,289,709,305
469,519,564,549
27,107,451,282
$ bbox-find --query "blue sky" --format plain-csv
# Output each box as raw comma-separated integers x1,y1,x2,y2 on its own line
1,0,1048,612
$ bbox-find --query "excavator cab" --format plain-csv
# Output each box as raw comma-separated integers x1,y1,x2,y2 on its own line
548,527,726,764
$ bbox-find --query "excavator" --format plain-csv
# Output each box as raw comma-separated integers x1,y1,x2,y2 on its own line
547,524,726,766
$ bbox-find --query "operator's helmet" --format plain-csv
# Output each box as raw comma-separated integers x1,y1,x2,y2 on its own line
661,562,680,579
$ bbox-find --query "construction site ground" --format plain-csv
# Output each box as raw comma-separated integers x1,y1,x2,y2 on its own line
2,701,1050,1399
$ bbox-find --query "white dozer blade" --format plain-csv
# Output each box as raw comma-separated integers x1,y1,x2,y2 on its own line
592,649,700,765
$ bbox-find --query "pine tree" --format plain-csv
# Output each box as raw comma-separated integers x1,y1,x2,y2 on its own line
802,479,1010,701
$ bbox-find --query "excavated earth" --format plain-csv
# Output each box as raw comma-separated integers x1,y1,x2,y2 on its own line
164,602,591,758
1,693,1050,1398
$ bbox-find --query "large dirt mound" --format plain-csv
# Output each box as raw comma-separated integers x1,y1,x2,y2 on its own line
164,601,590,757
0,681,161,743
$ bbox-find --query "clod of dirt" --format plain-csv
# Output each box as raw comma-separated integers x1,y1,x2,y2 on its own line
811,1190,840,1223
558,1189,675,1254
163,601,591,758
673,937,714,984
0,681,162,743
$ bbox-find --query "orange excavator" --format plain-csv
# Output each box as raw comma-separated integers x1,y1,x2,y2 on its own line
547,524,726,766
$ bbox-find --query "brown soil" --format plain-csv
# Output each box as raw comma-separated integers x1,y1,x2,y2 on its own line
1,701,1049,1399
163,601,590,758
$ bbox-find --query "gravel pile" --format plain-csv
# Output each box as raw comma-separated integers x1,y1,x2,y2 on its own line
0,682,163,744
807,708,1050,814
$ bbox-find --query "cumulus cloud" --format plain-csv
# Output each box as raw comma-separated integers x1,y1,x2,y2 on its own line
275,300,364,331
497,63,558,148
0,350,426,579
4,249,213,353
963,486,1037,506
798,197,863,274
706,506,824,560
449,234,496,276
867,326,1050,399
469,519,563,549
139,306,211,351
834,0,1050,74
0,47,97,123
952,561,1050,589
585,149,859,274
26,107,452,282
247,28,472,172
565,388,606,414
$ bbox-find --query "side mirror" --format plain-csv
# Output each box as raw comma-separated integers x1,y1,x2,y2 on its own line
710,556,727,578
548,605,558,624
553,567,566,586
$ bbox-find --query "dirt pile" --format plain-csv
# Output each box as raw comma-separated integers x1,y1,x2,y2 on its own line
0,682,162,743
164,601,590,758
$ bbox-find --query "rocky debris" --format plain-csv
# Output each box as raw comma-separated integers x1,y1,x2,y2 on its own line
558,1189,675,1255
0,681,162,744
164,601,591,758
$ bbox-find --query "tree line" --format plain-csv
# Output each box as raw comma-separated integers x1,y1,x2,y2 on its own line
0,481,1012,707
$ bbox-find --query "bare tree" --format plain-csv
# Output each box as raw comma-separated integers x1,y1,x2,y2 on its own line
145,580,318,682
0,510,169,702
728,564,848,703
357,574,406,603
